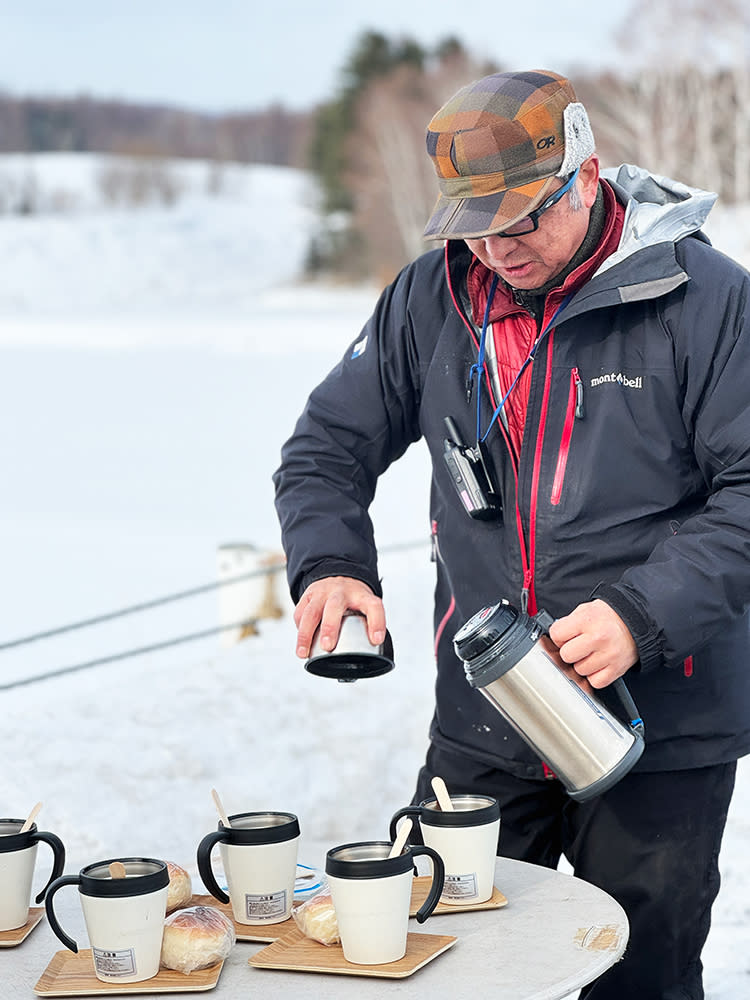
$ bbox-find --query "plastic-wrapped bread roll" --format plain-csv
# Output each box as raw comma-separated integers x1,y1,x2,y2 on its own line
292,891,340,945
165,861,193,913
160,905,236,973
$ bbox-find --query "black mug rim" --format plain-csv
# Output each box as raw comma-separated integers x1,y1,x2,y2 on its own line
78,857,169,897
216,811,300,845
0,820,39,851
416,795,500,828
325,841,416,879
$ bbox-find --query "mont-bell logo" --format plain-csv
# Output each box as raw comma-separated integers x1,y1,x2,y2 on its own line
589,371,643,389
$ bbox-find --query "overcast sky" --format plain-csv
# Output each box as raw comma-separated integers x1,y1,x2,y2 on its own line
2,1,626,112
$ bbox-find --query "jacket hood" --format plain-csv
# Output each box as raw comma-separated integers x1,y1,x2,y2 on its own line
598,164,717,274
445,163,720,324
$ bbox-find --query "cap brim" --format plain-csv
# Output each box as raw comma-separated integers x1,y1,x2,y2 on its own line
423,175,557,240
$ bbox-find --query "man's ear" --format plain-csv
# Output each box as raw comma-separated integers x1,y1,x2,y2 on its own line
579,155,600,209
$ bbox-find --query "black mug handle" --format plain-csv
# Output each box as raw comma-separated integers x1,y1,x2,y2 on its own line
31,831,66,904
196,830,229,903
44,875,81,952
409,845,445,924
388,806,421,844
535,608,646,739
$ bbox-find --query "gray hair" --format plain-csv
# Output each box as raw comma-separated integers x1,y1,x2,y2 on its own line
568,180,584,212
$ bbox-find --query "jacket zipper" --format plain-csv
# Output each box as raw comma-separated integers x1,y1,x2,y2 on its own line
551,367,583,505
513,293,573,613
446,250,534,616
524,333,559,614
485,364,534,613
667,520,694,678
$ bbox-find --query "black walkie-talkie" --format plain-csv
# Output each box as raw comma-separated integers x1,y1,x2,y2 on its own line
442,416,502,520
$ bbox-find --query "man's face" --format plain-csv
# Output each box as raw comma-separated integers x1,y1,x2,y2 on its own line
464,156,600,290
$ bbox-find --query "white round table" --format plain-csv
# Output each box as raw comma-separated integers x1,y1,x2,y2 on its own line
6,850,628,1000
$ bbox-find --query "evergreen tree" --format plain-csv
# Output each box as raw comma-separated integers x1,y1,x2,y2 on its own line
306,30,427,270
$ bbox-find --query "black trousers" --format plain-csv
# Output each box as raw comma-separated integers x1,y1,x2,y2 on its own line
414,745,737,1000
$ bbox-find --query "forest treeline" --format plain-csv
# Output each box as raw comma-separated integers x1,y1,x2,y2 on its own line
2,0,748,281
302,6,750,281
0,94,312,167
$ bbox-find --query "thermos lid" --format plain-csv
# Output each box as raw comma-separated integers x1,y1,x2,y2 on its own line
305,612,395,683
453,600,547,687
453,601,519,659
305,647,394,682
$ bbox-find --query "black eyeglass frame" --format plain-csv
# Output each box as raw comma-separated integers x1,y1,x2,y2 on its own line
479,165,581,239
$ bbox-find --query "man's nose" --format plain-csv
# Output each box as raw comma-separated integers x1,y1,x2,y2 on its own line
481,234,518,251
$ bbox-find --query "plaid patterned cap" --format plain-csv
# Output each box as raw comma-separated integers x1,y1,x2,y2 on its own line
423,69,593,239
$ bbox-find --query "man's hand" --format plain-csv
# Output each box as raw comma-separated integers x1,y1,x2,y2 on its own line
294,577,386,659
548,599,638,689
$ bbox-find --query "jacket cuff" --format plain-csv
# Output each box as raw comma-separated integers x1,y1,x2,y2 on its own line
294,560,383,603
591,583,663,672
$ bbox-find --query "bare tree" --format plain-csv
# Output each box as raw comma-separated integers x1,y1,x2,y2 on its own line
96,157,183,208
346,50,497,279
596,0,750,199
717,0,750,202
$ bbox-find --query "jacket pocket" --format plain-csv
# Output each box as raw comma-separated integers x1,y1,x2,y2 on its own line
551,367,583,506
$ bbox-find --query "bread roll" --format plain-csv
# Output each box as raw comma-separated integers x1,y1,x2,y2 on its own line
292,892,339,945
160,905,236,973
165,861,193,913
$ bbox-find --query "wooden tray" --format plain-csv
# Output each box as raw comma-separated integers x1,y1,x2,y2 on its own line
249,926,457,978
0,906,45,947
410,877,508,915
34,950,224,996
189,894,295,943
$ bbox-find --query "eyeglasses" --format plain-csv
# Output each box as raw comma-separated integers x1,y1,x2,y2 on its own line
484,165,581,238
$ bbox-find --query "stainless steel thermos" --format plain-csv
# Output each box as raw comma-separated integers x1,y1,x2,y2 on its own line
453,600,645,801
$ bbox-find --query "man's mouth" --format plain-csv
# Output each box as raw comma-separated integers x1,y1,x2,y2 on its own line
501,260,534,275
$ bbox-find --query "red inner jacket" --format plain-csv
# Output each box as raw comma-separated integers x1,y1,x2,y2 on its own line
466,181,625,458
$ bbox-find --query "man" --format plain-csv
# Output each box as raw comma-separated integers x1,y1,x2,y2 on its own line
273,69,750,997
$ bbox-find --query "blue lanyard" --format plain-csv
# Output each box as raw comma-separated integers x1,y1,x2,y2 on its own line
468,273,499,443
470,279,573,444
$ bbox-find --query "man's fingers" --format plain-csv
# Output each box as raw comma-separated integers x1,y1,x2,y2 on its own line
295,600,323,658
293,578,385,658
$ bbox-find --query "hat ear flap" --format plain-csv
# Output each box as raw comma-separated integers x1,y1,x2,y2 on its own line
558,103,595,176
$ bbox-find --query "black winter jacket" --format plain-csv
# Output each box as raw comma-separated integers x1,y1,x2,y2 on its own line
274,166,750,777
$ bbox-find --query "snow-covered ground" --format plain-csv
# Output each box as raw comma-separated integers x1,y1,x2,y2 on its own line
0,154,748,996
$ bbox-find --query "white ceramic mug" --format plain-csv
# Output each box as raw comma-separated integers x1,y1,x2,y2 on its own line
0,818,66,931
325,840,444,965
197,811,300,925
45,858,169,983
390,794,500,905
